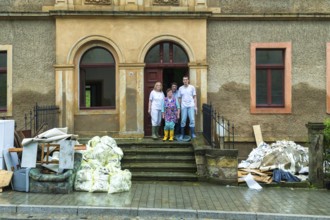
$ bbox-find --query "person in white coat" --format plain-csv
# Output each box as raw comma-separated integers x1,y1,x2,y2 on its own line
148,81,165,139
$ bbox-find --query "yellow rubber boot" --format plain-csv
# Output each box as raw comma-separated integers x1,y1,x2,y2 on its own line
169,130,174,141
163,130,169,141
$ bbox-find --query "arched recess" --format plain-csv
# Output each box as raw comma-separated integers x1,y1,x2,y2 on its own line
142,36,193,136
70,37,122,114
138,35,195,64
67,35,125,65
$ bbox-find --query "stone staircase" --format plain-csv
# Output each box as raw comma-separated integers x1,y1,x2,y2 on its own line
118,141,198,181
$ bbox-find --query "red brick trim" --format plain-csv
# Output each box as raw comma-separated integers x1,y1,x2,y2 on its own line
250,42,292,114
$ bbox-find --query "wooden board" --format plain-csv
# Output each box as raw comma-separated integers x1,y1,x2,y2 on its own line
253,125,263,147
0,170,13,188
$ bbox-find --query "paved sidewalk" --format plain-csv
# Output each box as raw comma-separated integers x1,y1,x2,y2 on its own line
0,181,330,219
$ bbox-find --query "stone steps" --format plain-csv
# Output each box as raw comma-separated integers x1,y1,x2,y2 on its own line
119,141,198,181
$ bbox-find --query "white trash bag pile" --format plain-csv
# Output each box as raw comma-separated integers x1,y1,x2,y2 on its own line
74,136,132,193
238,140,309,174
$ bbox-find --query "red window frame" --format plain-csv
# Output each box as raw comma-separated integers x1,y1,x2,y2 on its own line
250,42,292,114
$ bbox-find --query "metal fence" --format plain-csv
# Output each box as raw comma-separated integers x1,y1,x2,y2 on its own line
202,103,235,149
23,103,59,137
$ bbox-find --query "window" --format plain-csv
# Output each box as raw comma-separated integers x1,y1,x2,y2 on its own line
145,42,189,64
256,49,284,107
250,43,292,114
0,45,12,116
0,51,7,111
79,47,116,109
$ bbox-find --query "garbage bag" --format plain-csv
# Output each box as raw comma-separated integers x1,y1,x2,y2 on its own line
108,169,132,194
74,135,131,193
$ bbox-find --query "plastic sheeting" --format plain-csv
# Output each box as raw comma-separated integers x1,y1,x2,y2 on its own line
74,136,131,193
239,140,309,174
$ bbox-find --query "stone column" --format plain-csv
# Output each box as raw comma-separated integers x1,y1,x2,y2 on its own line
118,63,145,138
188,64,208,132
54,65,75,133
306,122,325,188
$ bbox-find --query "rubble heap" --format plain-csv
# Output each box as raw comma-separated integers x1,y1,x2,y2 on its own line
238,140,309,184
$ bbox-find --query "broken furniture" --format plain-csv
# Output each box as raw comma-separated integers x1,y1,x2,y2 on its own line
29,152,82,194
0,120,15,170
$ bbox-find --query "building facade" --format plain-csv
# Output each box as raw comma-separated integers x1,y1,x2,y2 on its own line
0,0,329,144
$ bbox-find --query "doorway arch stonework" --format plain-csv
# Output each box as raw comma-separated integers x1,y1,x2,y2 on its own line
140,35,207,135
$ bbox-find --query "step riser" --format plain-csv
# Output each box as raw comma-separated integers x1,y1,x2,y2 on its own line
132,177,198,181
123,160,195,163
120,142,197,181
123,168,196,172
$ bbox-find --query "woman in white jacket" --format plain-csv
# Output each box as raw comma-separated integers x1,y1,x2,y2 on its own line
148,81,165,139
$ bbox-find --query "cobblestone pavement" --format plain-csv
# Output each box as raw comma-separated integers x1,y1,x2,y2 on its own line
0,181,330,219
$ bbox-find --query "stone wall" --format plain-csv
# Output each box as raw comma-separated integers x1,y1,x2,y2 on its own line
0,0,54,11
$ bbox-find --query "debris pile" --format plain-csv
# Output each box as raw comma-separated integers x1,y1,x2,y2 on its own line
74,136,132,193
238,140,309,185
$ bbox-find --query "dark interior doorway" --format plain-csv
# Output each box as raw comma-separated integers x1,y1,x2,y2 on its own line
162,68,187,93
144,67,188,136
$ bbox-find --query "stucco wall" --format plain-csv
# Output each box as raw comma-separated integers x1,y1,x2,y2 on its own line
0,19,55,129
214,0,330,13
207,20,329,142
0,0,54,11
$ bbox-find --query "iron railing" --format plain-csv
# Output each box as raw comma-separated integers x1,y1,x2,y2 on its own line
22,103,59,137
202,103,235,149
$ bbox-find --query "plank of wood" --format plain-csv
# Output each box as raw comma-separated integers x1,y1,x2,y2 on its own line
253,125,263,147
240,168,268,176
8,145,86,152
0,170,13,188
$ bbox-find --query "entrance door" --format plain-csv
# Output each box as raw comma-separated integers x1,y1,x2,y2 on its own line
144,68,163,136
143,41,189,136
144,68,188,136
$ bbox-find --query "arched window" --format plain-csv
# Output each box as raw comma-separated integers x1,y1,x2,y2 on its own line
79,47,116,109
145,42,189,65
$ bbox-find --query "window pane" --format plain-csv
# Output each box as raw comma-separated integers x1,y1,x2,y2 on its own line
256,69,268,105
256,50,283,65
173,44,188,63
271,70,284,105
81,47,114,64
0,74,7,108
0,52,7,68
84,67,115,107
163,43,170,63
145,45,160,63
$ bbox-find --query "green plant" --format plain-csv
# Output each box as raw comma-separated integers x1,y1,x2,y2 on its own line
324,119,330,180
324,118,330,147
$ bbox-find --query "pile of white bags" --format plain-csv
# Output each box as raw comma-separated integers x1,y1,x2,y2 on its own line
238,140,309,174
74,136,132,193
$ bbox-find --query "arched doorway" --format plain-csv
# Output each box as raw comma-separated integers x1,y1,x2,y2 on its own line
144,41,189,136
